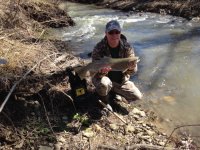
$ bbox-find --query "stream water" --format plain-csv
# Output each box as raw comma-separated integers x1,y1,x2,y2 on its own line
57,2,200,135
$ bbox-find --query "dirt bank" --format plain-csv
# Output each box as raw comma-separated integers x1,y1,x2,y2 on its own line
0,0,198,149
67,0,200,20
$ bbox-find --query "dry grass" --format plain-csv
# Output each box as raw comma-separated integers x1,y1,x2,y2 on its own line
0,0,44,77
0,0,75,91
0,37,44,76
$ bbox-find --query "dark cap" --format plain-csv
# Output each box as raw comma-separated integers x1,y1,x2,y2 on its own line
105,20,121,32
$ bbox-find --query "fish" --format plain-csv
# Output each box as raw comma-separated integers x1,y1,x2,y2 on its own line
74,56,139,80
0,58,7,65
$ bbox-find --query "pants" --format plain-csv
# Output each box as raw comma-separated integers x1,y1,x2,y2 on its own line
92,76,142,102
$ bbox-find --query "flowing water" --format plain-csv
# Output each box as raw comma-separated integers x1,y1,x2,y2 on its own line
58,2,200,135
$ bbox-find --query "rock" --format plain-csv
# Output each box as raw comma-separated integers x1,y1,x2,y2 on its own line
131,108,140,114
39,145,53,150
57,136,66,143
137,132,143,137
133,114,140,120
82,128,95,138
139,111,146,117
93,124,102,132
161,132,167,136
109,123,119,131
140,135,151,140
158,141,165,146
54,143,62,150
142,123,146,127
130,108,146,117
125,125,135,134
146,130,155,136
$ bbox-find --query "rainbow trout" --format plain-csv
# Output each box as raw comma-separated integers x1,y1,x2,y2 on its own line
74,56,139,80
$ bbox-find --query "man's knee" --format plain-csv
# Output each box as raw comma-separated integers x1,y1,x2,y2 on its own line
123,81,142,100
135,91,143,100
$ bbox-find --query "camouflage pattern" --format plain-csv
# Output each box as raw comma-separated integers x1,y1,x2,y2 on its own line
92,34,142,101
92,34,138,79
92,76,142,101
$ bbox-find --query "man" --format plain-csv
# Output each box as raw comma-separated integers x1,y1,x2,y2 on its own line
92,20,142,109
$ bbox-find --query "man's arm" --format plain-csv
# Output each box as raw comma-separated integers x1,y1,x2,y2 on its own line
91,43,103,61
92,43,111,78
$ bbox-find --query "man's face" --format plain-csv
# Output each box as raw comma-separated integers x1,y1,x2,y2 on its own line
106,30,121,48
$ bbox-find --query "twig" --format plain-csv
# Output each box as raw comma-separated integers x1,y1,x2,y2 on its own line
34,29,46,43
163,124,200,149
97,145,117,150
1,111,17,133
99,100,127,124
0,54,55,113
89,138,92,150
42,53,77,111
57,89,77,112
38,93,55,135
99,144,178,150
0,33,15,40
47,82,77,112
126,144,178,150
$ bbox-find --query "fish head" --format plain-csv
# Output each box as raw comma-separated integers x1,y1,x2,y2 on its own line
111,57,139,71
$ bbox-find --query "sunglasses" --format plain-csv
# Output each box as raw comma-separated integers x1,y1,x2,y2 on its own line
108,30,121,35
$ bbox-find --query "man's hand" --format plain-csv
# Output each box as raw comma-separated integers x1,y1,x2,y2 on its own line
124,59,139,75
128,61,136,70
95,66,112,78
99,66,112,74
127,59,140,70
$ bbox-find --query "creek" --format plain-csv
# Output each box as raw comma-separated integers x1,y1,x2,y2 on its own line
57,2,200,135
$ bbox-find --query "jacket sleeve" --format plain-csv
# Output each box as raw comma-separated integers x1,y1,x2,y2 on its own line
91,42,106,78
91,43,103,61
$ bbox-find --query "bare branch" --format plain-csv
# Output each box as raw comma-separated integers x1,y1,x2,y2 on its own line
163,124,200,149
0,54,55,113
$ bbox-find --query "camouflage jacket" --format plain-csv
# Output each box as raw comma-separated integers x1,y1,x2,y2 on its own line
92,34,138,81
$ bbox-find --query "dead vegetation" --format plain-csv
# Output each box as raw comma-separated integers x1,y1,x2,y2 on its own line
0,0,85,149
0,0,76,90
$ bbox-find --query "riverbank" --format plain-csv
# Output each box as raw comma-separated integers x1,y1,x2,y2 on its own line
68,0,200,20
0,0,198,149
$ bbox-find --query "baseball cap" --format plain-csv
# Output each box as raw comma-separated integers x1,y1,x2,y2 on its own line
105,20,121,32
